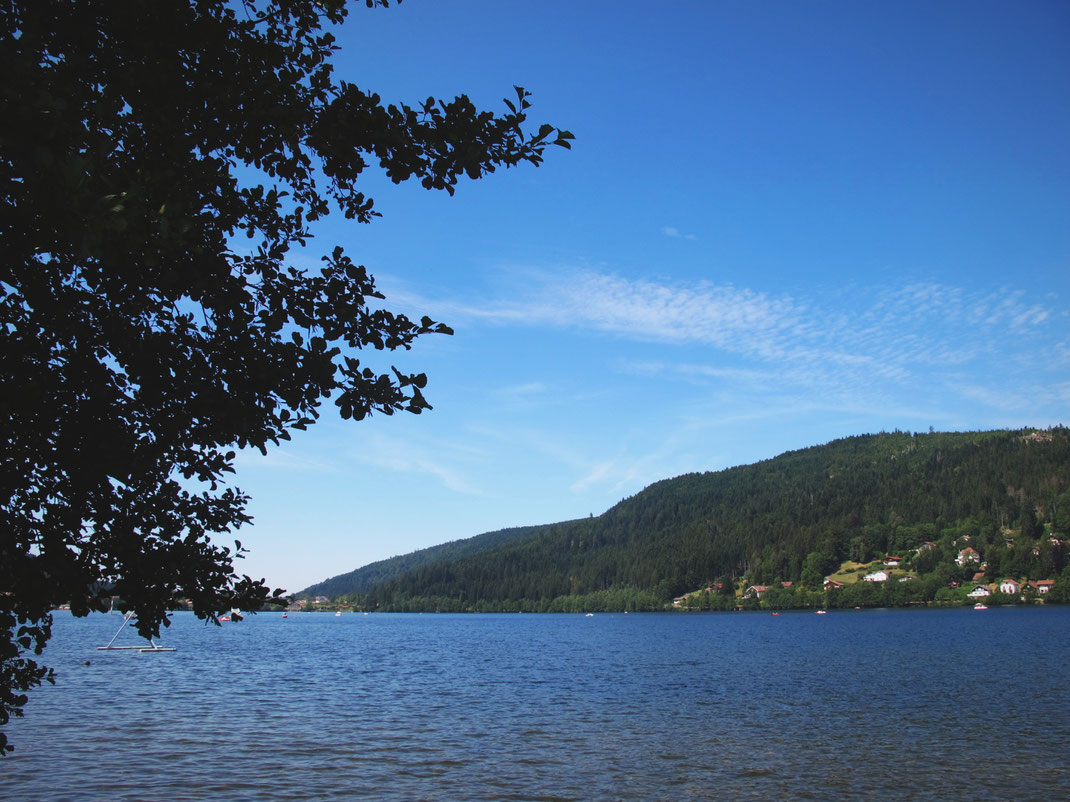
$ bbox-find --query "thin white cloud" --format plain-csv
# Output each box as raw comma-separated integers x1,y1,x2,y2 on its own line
495,381,548,398
234,447,334,473
434,271,810,359
570,460,615,493
350,432,490,497
569,449,688,497
622,359,781,389
465,422,674,499
391,269,1064,427
1051,381,1070,406
661,225,697,240
957,384,1033,412
870,283,1053,333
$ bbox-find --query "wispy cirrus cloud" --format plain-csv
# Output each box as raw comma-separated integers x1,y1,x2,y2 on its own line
419,271,1053,367
235,448,335,473
661,225,697,240
867,283,1052,330
388,269,1063,422
349,432,490,497
494,381,548,398
369,271,1064,503
416,269,811,355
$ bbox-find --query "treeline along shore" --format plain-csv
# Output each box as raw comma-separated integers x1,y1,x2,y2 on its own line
297,428,1070,613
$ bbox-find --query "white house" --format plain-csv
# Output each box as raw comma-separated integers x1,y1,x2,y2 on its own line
955,547,981,566
967,585,993,598
999,578,1021,595
863,570,889,583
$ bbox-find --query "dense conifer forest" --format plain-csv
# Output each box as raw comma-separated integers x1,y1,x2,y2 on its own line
300,428,1070,611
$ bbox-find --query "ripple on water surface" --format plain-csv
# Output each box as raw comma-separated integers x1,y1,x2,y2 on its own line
4,608,1070,800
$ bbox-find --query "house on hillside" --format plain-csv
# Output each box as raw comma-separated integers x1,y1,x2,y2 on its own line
824,578,845,590
743,585,768,599
883,555,903,567
1029,580,1055,594
955,547,981,566
863,570,889,583
999,579,1021,595
967,585,993,599
917,541,937,553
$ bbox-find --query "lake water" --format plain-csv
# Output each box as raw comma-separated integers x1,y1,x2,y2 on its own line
4,607,1068,800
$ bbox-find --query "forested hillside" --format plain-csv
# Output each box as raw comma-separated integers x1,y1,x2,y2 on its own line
301,523,559,599
302,428,1070,611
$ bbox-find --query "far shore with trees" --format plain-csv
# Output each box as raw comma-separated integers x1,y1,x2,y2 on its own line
298,429,1069,614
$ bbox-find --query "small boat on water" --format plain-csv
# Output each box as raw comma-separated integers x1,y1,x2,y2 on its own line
815,610,827,615
335,611,342,617
973,603,988,610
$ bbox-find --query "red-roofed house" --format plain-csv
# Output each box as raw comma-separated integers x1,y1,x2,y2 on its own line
1029,580,1055,594
824,578,845,590
999,578,1021,595
744,585,768,599
883,555,903,567
956,547,981,566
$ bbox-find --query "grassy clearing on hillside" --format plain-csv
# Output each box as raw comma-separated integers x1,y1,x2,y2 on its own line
828,561,917,585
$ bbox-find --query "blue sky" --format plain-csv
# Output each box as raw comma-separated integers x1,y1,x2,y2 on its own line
232,0,1070,593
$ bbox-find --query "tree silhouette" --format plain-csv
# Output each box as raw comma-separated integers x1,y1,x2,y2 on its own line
0,0,571,751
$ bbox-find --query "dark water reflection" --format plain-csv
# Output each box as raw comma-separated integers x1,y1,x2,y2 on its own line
5,607,1069,800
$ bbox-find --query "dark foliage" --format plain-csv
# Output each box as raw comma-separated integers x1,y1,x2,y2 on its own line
0,0,571,751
